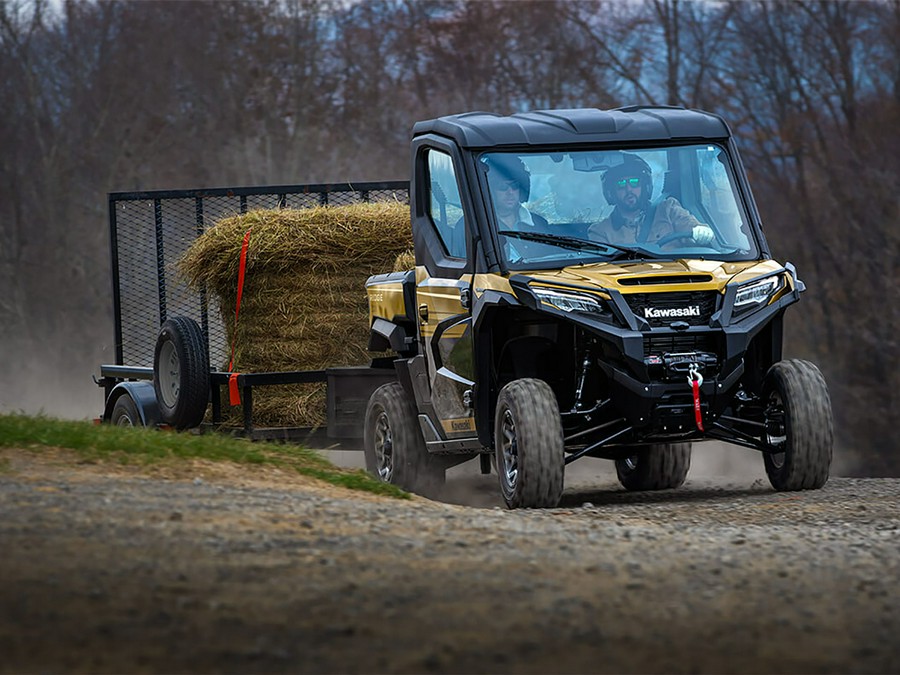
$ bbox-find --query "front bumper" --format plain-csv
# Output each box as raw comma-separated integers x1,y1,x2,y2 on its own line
600,356,744,432
528,270,801,435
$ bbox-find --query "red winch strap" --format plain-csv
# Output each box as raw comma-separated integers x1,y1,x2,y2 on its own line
227,227,253,406
691,378,704,432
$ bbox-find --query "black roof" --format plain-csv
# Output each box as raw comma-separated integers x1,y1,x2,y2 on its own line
412,106,730,148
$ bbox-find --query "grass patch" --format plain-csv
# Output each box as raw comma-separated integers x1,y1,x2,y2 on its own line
0,414,409,499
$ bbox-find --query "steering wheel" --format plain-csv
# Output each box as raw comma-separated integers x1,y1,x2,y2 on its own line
653,230,719,249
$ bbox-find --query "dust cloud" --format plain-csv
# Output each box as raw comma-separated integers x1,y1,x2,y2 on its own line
0,352,108,421
319,441,774,510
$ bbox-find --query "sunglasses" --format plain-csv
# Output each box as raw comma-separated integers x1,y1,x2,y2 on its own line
491,180,519,193
616,177,641,188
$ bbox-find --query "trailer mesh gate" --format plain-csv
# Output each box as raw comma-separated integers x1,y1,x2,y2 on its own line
108,182,409,370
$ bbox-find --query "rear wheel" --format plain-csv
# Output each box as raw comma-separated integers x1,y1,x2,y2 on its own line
153,316,209,430
615,443,691,491
364,382,444,496
762,359,832,491
111,395,142,427
494,379,565,509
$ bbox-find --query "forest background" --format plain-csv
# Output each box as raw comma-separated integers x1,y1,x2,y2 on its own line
1,0,897,474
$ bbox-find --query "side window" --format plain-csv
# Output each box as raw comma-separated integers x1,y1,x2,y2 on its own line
426,149,466,259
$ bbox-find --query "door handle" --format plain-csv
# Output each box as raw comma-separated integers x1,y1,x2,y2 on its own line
418,303,429,322
460,287,471,310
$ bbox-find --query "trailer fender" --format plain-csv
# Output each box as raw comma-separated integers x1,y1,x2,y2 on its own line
104,381,162,428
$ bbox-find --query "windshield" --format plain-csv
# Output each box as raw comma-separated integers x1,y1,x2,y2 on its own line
480,145,760,269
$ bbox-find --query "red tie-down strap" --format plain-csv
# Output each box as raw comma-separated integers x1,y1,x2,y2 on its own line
228,373,242,408
227,228,252,406
688,364,704,432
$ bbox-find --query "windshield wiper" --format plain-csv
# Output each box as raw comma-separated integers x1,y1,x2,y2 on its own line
601,245,662,261
498,230,660,259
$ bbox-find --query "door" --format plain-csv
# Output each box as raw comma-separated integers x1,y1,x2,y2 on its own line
413,145,477,439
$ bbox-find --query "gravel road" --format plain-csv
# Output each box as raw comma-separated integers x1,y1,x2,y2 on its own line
1,447,898,674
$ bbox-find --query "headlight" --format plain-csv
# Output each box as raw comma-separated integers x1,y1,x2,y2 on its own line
733,275,782,311
533,287,609,316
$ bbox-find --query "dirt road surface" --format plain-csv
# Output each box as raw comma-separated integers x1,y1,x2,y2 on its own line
1,447,898,674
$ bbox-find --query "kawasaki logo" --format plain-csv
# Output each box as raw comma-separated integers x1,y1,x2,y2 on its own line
644,306,701,319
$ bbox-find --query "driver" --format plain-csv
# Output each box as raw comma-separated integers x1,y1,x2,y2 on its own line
588,154,715,248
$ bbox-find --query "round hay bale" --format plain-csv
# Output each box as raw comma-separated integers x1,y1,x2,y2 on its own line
179,202,412,428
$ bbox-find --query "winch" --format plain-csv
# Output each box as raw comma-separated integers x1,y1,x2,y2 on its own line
644,351,718,382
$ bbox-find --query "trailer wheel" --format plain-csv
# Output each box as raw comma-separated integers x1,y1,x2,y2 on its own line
615,443,691,491
153,316,209,430
494,378,565,509
111,394,142,427
364,382,444,496
762,359,832,491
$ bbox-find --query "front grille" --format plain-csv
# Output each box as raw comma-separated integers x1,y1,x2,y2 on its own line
625,291,718,328
644,332,720,357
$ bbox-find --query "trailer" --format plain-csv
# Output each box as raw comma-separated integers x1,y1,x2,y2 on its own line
95,181,408,447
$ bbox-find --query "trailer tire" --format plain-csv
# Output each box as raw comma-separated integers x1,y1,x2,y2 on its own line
762,359,832,491
111,394,142,427
153,317,209,430
495,378,565,509
615,443,691,491
364,382,444,496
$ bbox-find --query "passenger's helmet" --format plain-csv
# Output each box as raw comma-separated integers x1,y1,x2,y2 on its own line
483,154,531,202
602,153,652,207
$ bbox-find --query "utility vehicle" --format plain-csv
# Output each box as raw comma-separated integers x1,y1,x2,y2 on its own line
364,106,833,508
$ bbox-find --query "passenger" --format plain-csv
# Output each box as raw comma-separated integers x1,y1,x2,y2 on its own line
485,155,549,232
445,155,548,258
588,153,715,248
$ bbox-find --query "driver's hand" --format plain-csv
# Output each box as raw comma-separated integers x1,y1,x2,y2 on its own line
692,225,715,245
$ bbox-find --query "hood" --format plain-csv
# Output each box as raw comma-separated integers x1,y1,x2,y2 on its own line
525,259,786,295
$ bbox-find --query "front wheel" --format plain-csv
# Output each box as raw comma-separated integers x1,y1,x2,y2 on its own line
494,379,565,509
762,359,833,491
615,443,691,491
363,382,444,496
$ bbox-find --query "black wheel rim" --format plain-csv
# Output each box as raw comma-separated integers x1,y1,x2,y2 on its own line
373,410,393,482
499,409,518,492
622,455,639,473
765,390,787,468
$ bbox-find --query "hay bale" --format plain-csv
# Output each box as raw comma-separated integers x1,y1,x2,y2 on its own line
393,249,416,271
179,202,412,428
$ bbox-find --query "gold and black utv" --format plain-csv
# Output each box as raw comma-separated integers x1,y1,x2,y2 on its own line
365,106,832,509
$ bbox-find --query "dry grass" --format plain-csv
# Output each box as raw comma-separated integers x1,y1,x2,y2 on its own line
393,249,416,272
179,203,412,427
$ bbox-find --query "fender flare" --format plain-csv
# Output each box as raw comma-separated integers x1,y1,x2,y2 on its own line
104,381,162,427
369,317,412,354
